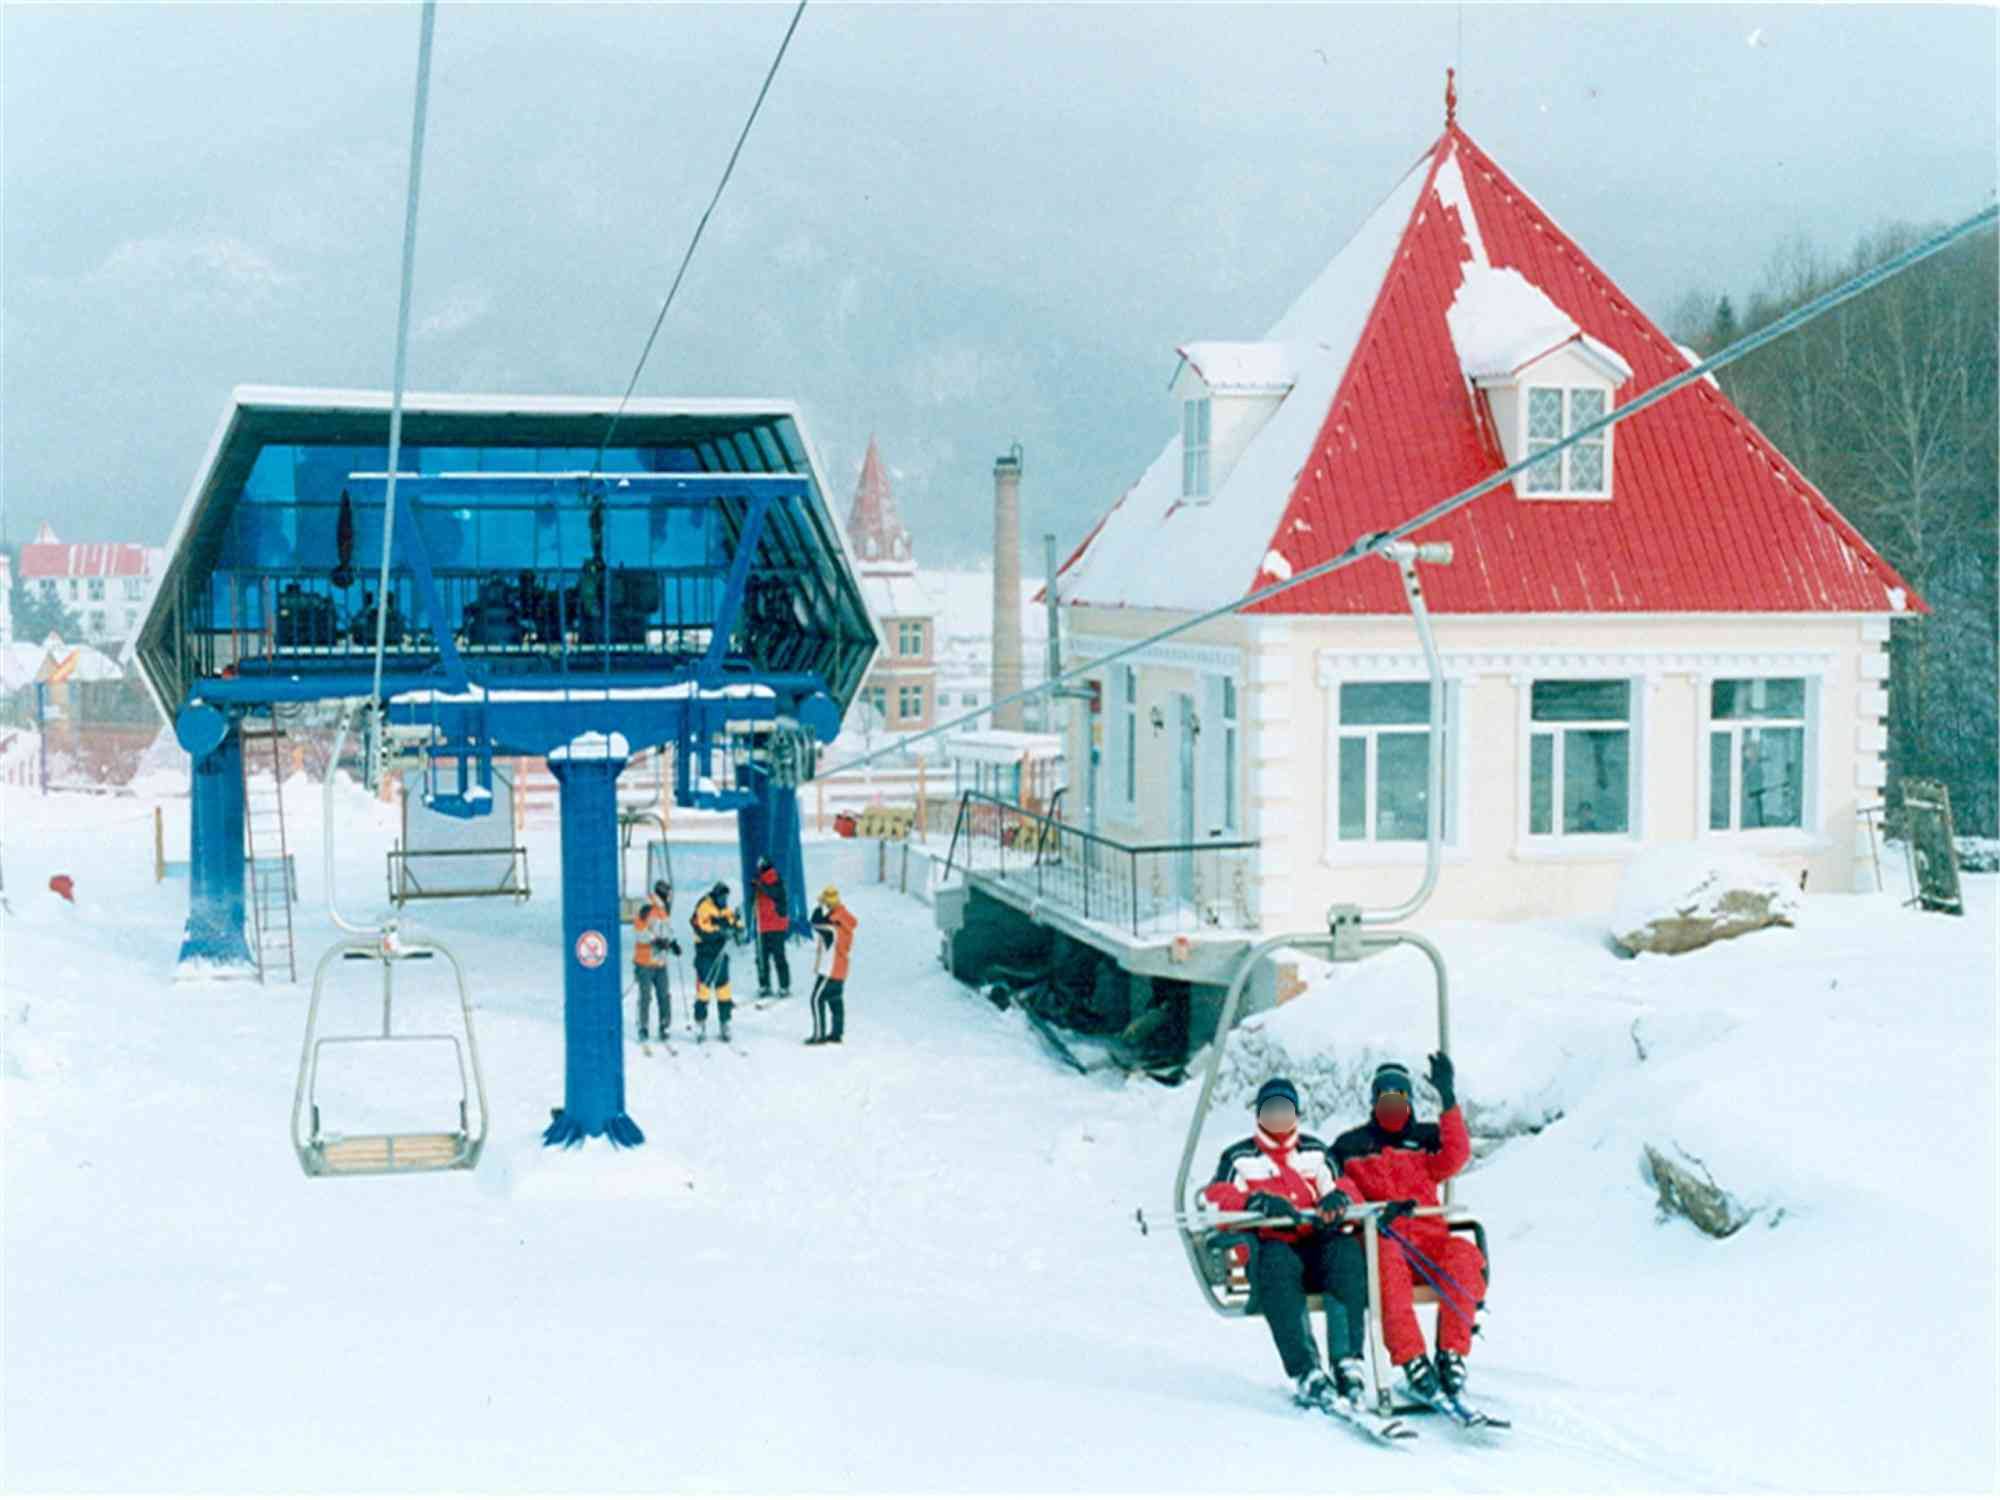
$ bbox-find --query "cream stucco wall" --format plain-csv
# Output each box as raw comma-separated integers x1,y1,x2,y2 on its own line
1063,604,1892,929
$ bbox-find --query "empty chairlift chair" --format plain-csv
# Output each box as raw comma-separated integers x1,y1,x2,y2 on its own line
291,931,489,1177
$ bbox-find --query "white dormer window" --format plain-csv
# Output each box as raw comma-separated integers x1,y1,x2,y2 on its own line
1182,398,1211,498
1523,385,1611,496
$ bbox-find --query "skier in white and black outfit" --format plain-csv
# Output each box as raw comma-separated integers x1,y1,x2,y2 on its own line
1201,1077,1372,1411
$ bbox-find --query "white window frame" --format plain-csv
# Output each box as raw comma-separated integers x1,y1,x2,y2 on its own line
124,577,146,600
1323,678,1464,862
1520,383,1613,499
1181,398,1212,499
1698,676,1822,841
897,683,925,720
897,621,924,657
1516,675,1645,854
87,577,106,601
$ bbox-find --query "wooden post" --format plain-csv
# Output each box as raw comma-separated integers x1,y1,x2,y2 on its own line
815,777,824,834
154,804,165,883
916,755,927,842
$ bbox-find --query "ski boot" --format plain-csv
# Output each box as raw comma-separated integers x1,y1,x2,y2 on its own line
719,1022,732,1044
637,1026,650,1043
1435,1349,1467,1397
1293,1368,1338,1412
756,987,773,1000
1332,1357,1369,1408
1398,1353,1440,1403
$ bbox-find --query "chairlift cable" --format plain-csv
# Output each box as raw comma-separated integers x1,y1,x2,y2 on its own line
369,0,439,717
594,0,810,470
818,200,1999,781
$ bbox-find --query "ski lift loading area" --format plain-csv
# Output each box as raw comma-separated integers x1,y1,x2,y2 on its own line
132,388,878,1166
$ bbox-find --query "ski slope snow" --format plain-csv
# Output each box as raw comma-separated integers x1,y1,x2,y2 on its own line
3,782,1994,1491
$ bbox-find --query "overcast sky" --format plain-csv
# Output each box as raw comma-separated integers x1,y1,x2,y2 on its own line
3,3,1994,566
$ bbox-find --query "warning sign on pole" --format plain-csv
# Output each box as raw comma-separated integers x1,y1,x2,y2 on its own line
574,929,608,968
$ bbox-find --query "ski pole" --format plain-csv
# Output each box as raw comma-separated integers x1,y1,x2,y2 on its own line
1380,1221,1484,1328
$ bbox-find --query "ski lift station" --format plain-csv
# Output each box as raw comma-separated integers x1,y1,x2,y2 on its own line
132,386,876,1153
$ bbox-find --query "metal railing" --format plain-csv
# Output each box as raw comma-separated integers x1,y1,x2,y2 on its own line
943,791,1258,937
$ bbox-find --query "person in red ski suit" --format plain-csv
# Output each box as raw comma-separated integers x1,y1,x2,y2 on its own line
1200,1078,1373,1410
1331,1053,1485,1401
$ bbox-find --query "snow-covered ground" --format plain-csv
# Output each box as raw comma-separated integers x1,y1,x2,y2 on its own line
3,782,1995,1491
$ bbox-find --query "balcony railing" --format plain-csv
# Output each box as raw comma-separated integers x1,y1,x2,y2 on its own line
943,791,1259,938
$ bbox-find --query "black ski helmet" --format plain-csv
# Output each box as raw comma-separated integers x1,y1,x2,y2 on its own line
652,879,672,905
1371,1061,1415,1101
1253,1077,1301,1115
710,880,730,904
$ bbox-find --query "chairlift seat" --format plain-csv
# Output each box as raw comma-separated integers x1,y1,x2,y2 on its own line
308,1130,477,1176
1195,1211,1488,1317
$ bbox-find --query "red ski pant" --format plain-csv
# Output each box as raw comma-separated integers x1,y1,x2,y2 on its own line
1377,1228,1485,1363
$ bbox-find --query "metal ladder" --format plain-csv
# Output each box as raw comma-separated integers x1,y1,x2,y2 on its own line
241,720,298,984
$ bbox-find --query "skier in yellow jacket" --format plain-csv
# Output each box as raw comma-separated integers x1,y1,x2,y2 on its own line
690,881,746,1043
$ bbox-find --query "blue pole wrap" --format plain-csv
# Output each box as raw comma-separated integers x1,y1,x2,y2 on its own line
734,765,809,936
178,729,255,970
543,754,644,1148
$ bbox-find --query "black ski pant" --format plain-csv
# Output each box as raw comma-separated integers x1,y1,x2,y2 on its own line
756,931,791,994
1251,1231,1367,1381
635,964,670,1034
809,976,846,1041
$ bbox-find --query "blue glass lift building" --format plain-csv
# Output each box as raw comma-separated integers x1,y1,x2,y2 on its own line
134,387,877,1145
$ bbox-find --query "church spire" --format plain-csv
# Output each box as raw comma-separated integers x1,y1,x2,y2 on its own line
846,436,914,567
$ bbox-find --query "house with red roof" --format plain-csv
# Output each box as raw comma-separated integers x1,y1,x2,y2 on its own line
15,521,166,649
1052,96,1915,924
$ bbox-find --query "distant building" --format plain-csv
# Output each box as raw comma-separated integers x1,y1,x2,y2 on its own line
16,522,164,648
846,438,939,736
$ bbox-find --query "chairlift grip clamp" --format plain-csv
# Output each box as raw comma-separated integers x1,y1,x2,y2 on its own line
1327,903,1367,961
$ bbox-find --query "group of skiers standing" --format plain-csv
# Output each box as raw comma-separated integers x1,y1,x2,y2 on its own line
630,854,858,1047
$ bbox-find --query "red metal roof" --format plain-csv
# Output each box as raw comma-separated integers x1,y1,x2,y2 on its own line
17,536,156,580
1245,125,1919,615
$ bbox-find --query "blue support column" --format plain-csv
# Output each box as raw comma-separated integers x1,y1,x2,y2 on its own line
543,753,643,1148
178,729,254,970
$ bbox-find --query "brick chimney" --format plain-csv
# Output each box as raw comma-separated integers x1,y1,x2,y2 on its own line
991,446,1024,731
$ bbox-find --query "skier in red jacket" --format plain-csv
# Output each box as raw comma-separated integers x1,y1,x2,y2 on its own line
1200,1078,1371,1412
1331,1054,1485,1403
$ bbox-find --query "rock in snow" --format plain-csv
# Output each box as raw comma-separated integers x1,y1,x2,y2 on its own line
1641,1142,1760,1237
1611,844,1801,956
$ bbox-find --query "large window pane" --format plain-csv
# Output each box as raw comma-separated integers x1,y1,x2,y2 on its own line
1570,439,1606,491
1529,734,1554,835
1338,738,1367,841
1563,729,1629,834
1568,387,1607,427
1376,732,1432,840
1709,732,1732,830
1532,679,1630,722
1525,445,1564,494
1527,388,1564,440
1740,726,1804,829
1711,677,1806,720
1340,681,1430,725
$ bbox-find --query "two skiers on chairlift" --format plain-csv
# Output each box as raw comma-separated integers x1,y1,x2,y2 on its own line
1201,1052,1483,1412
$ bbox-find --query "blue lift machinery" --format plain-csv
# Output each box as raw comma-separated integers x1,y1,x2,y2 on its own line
133,387,877,1161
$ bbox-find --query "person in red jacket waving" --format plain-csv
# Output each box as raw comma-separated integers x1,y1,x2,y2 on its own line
1201,1078,1371,1412
1331,1054,1484,1403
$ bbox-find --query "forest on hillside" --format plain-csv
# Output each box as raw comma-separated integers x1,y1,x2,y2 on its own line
1670,224,1999,836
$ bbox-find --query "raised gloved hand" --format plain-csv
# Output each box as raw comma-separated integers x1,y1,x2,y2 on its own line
668,940,683,957
1426,1051,1457,1111
1244,1192,1303,1223
1315,1189,1352,1223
